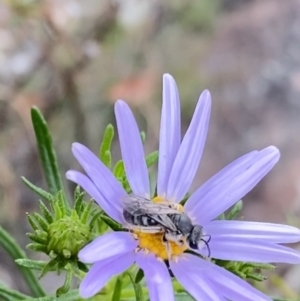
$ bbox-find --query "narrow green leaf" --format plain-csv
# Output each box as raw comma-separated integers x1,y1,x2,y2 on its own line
125,271,144,301
23,289,80,301
31,106,68,209
100,214,122,231
99,124,114,168
145,151,158,168
22,177,53,201
111,277,123,301
32,213,49,231
0,226,45,297
15,259,50,271
226,200,243,220
39,200,54,224
0,281,29,301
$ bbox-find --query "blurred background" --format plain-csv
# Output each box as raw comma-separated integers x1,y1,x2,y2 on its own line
1,0,300,299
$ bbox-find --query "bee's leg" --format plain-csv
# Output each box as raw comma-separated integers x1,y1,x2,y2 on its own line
126,224,162,233
162,234,172,261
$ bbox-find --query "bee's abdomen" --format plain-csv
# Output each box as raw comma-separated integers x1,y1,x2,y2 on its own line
123,210,158,227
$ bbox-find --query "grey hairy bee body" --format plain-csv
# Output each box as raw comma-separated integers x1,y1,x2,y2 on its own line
122,195,210,254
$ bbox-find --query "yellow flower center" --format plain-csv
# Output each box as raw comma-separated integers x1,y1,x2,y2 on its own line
133,196,188,260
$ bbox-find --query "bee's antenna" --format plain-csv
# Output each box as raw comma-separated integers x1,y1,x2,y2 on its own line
200,235,211,257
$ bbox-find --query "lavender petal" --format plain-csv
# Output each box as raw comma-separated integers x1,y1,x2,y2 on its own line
66,170,124,223
78,231,138,263
170,257,224,301
175,254,272,301
79,251,135,298
205,220,300,244
157,74,181,198
71,143,126,217
203,237,300,263
184,150,258,213
167,90,211,202
136,252,174,301
188,146,280,224
115,100,150,197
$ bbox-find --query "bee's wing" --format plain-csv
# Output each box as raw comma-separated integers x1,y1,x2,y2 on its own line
149,214,178,232
122,195,179,232
122,195,180,215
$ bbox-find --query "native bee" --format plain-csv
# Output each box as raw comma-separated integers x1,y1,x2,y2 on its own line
122,195,211,256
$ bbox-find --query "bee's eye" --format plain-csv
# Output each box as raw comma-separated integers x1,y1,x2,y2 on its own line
189,241,198,250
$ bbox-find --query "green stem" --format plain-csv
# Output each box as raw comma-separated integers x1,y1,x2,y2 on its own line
0,226,45,297
23,289,80,301
0,281,30,300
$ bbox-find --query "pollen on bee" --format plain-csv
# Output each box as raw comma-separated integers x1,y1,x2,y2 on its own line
133,230,188,260
152,196,184,213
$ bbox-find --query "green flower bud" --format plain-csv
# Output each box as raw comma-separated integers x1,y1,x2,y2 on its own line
47,211,90,258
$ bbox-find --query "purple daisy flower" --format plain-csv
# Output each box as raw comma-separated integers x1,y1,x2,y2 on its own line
66,74,300,301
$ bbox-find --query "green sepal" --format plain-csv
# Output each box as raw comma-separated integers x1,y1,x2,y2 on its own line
135,268,144,283
39,258,58,279
74,186,85,217
125,271,144,301
26,213,40,230
146,151,158,168
51,194,63,220
243,262,276,270
15,259,50,271
77,261,89,273
22,176,53,201
226,200,243,220
247,273,268,281
31,107,68,208
89,210,103,231
180,193,190,206
27,231,48,244
113,160,125,178
38,200,54,223
99,123,114,168
80,200,94,224
57,190,67,216
27,243,48,253
56,268,73,296
32,212,49,231
100,214,122,231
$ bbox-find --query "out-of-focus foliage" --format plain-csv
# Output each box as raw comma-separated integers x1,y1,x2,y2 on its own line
1,0,300,299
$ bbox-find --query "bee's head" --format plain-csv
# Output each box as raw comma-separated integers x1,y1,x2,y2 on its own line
188,225,203,249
